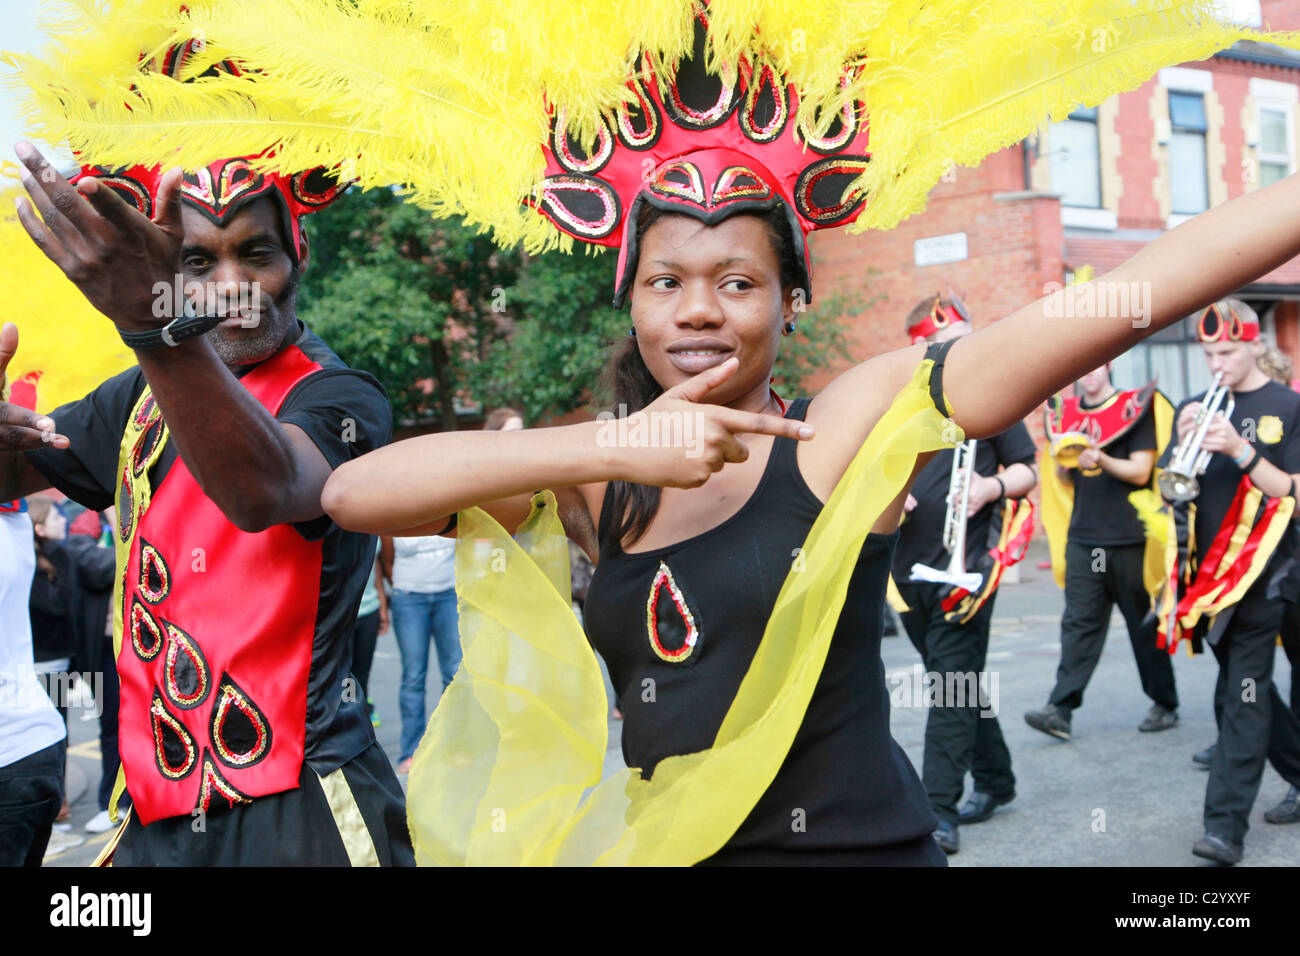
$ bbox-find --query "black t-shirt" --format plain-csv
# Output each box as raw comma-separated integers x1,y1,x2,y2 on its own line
892,422,1037,581
1067,398,1158,547
24,323,393,774
1159,380,1300,585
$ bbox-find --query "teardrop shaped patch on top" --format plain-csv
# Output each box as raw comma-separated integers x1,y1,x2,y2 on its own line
645,561,701,664
129,596,164,661
162,621,211,710
138,538,170,604
195,749,253,814
209,673,272,769
151,689,197,780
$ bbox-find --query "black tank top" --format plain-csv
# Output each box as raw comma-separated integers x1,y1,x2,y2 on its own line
584,397,938,861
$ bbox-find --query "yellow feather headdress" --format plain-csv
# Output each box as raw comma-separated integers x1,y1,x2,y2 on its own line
4,0,1298,255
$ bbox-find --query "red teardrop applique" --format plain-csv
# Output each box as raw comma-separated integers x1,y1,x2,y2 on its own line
645,561,700,663
151,690,197,780
138,538,170,604
129,597,164,662
195,749,252,813
209,674,272,769
162,621,211,710
118,468,134,543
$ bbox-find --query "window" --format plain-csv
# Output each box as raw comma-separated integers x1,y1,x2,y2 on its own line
1258,105,1294,188
1050,106,1102,208
1169,92,1209,215
1111,315,1215,403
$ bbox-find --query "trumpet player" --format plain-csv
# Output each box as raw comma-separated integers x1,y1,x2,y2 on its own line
1026,363,1179,740
1156,299,1300,865
892,293,1038,854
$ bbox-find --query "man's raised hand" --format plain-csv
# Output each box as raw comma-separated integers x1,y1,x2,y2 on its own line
0,323,67,451
12,141,185,333
615,356,814,489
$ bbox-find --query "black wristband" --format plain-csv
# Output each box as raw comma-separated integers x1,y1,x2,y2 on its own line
118,306,223,350
994,475,1006,498
1243,449,1262,474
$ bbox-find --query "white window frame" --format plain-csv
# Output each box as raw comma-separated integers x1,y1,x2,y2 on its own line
1250,77,1298,187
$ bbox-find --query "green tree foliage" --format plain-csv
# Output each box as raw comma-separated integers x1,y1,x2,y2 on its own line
299,188,866,427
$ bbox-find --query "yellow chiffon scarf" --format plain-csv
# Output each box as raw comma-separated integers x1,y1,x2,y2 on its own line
407,354,956,865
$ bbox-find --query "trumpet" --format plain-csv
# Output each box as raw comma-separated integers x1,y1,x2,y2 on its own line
911,439,985,592
1157,371,1235,503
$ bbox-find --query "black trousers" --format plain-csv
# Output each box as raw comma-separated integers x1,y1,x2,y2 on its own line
1204,589,1300,843
1279,601,1300,720
351,610,381,706
0,742,62,867
1048,540,1178,713
898,581,1014,825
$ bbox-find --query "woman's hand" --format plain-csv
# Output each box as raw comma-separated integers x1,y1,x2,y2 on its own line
613,357,814,488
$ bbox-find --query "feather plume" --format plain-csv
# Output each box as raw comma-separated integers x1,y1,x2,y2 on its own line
0,172,134,413
4,0,1299,251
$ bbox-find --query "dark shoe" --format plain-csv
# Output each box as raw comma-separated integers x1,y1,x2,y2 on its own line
933,820,959,855
1192,743,1216,769
1192,832,1242,865
958,791,1015,825
1024,704,1071,740
1264,786,1300,824
1138,704,1179,733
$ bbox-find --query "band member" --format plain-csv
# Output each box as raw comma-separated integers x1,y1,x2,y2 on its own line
891,294,1037,854
1156,299,1300,864
1027,364,1178,739
4,74,412,861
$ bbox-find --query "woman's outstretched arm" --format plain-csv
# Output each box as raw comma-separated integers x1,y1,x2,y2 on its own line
321,358,813,535
943,172,1300,439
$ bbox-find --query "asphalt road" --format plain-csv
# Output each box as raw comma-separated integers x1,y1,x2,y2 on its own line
43,540,1299,867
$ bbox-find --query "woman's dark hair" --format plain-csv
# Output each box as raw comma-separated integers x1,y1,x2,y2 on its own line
596,201,801,553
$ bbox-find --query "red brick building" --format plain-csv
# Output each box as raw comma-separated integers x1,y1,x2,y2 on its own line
808,0,1300,427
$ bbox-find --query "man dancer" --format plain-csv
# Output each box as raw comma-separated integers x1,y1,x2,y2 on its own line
1156,299,1300,864
2,140,412,865
1026,364,1178,739
892,293,1038,854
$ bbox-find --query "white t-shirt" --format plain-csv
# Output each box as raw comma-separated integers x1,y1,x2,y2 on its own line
391,535,456,594
0,511,66,768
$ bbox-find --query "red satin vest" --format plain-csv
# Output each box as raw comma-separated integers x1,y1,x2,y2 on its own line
116,346,324,825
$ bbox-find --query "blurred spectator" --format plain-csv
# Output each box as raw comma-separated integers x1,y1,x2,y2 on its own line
0,501,66,865
484,407,524,432
350,538,387,729
381,535,460,774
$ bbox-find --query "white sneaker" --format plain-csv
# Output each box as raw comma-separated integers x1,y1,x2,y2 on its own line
84,809,115,834
43,829,85,860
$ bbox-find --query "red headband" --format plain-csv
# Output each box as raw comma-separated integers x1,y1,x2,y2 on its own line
1197,303,1259,343
530,13,871,308
908,292,971,344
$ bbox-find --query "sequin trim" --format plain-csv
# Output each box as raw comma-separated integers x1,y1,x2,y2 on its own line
713,165,771,203
797,70,861,154
129,597,164,662
138,539,170,605
615,72,661,150
665,61,739,129
118,468,134,543
551,109,614,174
795,157,869,224
536,175,620,239
649,160,706,204
209,674,272,769
195,750,253,813
131,418,165,479
739,63,789,144
151,690,197,781
162,621,211,710
645,561,700,664
291,167,348,208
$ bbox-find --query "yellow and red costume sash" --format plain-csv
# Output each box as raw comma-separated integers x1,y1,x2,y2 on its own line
111,346,326,825
1154,477,1295,655
939,497,1036,624
1039,386,1174,589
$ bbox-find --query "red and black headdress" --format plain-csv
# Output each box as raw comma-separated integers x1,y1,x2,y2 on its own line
530,17,870,308
71,39,348,264
1197,301,1259,344
906,290,972,344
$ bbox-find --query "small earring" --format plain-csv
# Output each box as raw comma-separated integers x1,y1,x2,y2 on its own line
628,328,637,337
782,321,796,336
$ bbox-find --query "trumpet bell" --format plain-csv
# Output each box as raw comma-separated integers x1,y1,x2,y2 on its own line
1050,432,1094,469
1157,469,1199,503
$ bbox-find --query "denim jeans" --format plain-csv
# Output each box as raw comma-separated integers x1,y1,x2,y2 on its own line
390,587,461,762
